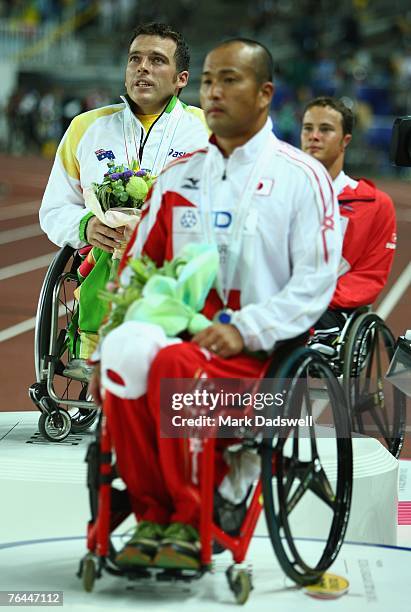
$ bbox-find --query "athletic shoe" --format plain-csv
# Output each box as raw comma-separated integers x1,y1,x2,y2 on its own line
115,521,166,568
152,522,201,570
62,358,93,382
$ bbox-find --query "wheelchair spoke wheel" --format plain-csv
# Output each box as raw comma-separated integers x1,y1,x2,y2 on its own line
31,246,97,432
34,246,80,383
343,313,406,458
262,348,352,585
70,386,98,433
70,408,98,433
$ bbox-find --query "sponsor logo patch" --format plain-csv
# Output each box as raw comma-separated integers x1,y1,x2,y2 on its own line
169,148,187,158
214,211,232,228
180,210,198,228
176,208,234,232
182,177,200,190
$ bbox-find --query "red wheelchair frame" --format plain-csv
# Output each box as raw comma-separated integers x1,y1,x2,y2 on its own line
85,412,264,602
81,346,353,604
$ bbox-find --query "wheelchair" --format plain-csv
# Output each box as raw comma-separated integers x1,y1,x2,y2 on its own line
78,345,353,603
310,307,407,459
29,245,97,442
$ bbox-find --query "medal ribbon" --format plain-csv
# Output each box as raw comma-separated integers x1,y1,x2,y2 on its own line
200,134,274,307
121,96,184,174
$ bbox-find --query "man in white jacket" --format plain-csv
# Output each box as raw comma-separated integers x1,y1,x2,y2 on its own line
39,23,209,360
91,39,342,571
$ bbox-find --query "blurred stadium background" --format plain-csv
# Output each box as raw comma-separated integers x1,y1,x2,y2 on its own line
0,0,409,448
2,0,411,173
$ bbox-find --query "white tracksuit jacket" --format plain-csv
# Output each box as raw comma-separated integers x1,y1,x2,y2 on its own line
39,95,209,248
122,118,342,352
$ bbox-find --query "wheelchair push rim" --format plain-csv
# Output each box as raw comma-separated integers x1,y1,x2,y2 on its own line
69,386,98,433
261,348,353,586
342,313,406,458
34,245,77,383
31,245,97,439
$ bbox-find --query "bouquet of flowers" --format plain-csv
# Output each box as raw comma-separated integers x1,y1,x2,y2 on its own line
83,160,155,279
83,160,155,269
92,159,155,212
99,242,219,339
71,161,156,361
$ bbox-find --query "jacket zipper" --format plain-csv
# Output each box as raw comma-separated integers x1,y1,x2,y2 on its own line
138,96,173,164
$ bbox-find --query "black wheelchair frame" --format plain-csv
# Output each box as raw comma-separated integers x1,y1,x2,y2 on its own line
313,308,407,458
29,245,97,441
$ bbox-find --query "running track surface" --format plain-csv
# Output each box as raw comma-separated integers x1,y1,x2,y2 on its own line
0,153,409,454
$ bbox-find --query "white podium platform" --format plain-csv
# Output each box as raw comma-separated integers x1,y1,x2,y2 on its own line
0,535,410,611
0,412,407,611
255,429,399,546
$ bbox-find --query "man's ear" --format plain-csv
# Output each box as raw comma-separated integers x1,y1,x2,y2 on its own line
343,133,352,150
259,81,274,110
176,70,189,90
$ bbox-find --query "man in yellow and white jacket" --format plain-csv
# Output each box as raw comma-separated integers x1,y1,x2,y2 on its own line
39,23,209,361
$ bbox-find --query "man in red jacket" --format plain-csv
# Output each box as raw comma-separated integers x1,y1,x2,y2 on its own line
301,96,397,341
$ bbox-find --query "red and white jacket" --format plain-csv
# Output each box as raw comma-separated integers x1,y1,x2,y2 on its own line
330,172,396,309
122,119,342,352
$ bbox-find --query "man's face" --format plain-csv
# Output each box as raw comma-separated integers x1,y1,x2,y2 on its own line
300,105,351,170
200,43,273,139
125,35,188,114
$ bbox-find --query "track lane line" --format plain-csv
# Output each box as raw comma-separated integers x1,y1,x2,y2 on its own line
0,253,55,281
0,302,74,343
0,224,44,245
0,201,40,221
376,261,411,320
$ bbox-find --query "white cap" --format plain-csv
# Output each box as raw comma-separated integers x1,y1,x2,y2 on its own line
405,330,411,341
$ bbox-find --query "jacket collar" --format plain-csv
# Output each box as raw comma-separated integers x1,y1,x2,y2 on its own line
120,94,179,120
333,170,358,196
338,177,376,202
208,117,274,165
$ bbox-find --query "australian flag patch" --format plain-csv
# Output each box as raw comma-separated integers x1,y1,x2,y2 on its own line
95,148,115,161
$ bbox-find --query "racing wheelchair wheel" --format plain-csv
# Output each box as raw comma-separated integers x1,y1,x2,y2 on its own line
261,348,353,586
31,245,97,438
70,387,98,433
342,313,406,458
34,245,79,381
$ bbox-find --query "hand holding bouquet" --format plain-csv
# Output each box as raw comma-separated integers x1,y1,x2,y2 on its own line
83,160,156,285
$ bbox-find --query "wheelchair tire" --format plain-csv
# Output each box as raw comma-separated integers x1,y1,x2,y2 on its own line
226,566,253,605
82,554,97,592
32,246,97,438
70,386,98,433
70,408,98,433
38,408,72,442
34,245,79,383
261,348,352,586
342,313,406,458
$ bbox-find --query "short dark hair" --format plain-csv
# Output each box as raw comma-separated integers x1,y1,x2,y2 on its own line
215,38,274,84
303,96,354,135
128,23,190,73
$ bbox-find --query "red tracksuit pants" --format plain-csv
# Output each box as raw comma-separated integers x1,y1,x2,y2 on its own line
103,342,267,529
